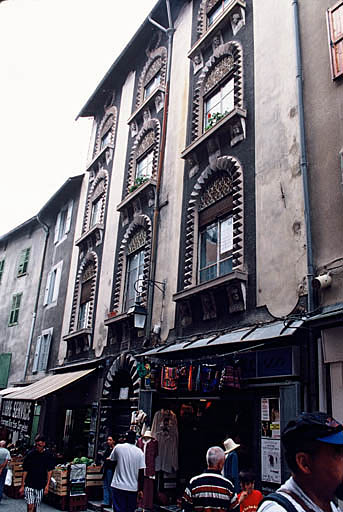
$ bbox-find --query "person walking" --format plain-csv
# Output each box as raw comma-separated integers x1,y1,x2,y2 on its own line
258,412,343,512
0,440,11,503
109,430,145,512
182,446,239,512
102,435,116,507
19,434,55,512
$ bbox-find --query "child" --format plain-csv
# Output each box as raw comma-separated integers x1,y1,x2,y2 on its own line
238,471,263,512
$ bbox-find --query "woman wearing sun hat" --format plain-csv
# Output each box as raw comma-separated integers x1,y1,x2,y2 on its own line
223,437,240,493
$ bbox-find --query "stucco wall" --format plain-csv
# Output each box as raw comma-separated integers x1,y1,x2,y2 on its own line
254,0,307,317
300,0,343,307
153,2,192,341
93,71,136,357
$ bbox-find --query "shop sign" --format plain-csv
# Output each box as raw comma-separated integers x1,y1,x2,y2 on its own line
0,399,33,434
260,397,281,483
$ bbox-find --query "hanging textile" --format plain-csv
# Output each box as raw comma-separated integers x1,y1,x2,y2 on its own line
151,409,179,473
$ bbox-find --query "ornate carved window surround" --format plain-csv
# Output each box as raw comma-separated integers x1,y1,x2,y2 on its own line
85,145,113,174
181,106,246,159
135,46,168,110
93,105,118,157
193,0,246,51
173,269,247,302
75,223,104,249
63,329,92,361
128,86,165,125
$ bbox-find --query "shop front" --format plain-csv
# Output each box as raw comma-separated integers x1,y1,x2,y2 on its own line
136,320,305,502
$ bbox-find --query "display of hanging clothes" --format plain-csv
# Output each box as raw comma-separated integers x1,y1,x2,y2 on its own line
200,364,220,393
219,365,241,390
131,409,148,436
160,366,178,391
151,409,179,473
137,432,158,511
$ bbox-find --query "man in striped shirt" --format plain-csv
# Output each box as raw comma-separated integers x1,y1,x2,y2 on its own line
183,446,239,512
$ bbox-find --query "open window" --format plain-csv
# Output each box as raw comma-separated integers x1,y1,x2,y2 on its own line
204,77,235,131
54,200,73,244
44,261,63,306
327,1,343,79
17,248,30,277
32,328,53,373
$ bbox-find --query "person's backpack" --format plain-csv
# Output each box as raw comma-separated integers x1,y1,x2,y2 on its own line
257,492,299,512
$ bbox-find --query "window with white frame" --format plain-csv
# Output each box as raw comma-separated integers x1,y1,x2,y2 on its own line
204,77,234,131
54,200,73,244
208,0,230,26
32,328,53,373
99,114,114,150
44,261,63,306
199,214,233,283
17,248,31,277
90,197,102,227
8,293,22,326
144,72,161,99
136,150,154,180
78,267,94,330
125,249,145,311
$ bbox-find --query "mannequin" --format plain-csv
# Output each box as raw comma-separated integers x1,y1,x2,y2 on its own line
137,430,158,511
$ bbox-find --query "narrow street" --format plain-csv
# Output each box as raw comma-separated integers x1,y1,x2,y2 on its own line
2,494,106,511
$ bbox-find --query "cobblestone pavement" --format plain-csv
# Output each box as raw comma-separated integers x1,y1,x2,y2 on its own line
1,494,105,511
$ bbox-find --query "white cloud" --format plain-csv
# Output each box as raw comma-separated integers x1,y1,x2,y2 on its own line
0,0,157,235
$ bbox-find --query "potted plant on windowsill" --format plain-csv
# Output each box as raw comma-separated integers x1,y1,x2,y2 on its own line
107,310,117,318
205,110,229,131
129,176,149,193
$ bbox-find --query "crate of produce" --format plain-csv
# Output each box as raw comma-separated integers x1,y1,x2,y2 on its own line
85,465,103,500
9,458,23,487
50,468,68,496
69,493,88,512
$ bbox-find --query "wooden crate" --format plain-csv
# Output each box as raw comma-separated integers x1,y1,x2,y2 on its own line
50,469,68,496
86,465,103,500
69,493,88,512
9,459,23,487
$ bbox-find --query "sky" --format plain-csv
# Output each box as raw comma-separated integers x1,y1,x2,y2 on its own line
0,0,157,236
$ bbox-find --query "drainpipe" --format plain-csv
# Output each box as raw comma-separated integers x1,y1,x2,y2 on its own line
22,215,49,381
145,0,174,339
292,0,315,313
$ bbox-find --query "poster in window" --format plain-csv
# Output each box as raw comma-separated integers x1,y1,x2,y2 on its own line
261,397,280,439
261,438,281,484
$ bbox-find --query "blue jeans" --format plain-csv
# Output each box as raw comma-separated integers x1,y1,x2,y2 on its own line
103,468,114,505
0,467,7,502
111,487,137,512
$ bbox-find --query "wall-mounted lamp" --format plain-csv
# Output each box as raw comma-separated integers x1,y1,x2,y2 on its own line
128,296,147,329
312,273,332,290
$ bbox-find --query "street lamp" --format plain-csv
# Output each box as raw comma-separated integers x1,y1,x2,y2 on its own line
128,295,147,329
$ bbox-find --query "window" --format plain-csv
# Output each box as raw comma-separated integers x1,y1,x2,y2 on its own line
125,249,145,310
90,198,102,227
17,248,30,277
327,2,343,79
99,113,114,150
208,0,230,26
100,129,112,150
9,293,22,326
78,267,94,330
43,261,63,306
204,78,234,131
144,72,161,99
0,259,4,284
78,301,90,330
32,328,53,373
136,151,154,180
199,215,233,283
54,200,73,244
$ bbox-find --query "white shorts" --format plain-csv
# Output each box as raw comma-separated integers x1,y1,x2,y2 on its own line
24,486,44,506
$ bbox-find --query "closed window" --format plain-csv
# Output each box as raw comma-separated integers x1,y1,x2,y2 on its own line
0,259,4,284
17,248,30,277
144,72,161,99
100,129,112,150
208,0,230,26
44,261,63,306
78,273,93,330
9,293,22,326
199,215,233,283
125,249,145,310
204,78,234,131
327,2,343,79
54,200,73,244
78,301,90,330
136,151,154,180
32,328,53,373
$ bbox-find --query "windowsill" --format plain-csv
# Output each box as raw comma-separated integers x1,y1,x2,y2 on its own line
75,223,104,246
17,272,27,278
44,301,57,309
172,270,247,302
104,311,130,327
8,322,18,327
128,86,166,124
63,328,92,341
181,107,246,159
188,0,246,60
85,144,114,173
117,178,156,212
55,234,67,247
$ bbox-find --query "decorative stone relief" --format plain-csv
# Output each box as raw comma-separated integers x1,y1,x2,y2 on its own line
155,93,164,113
203,54,235,95
130,120,138,138
132,198,142,217
201,292,217,320
192,53,204,75
136,131,155,160
226,283,245,313
187,154,199,178
127,228,146,255
199,174,233,211
179,301,193,327
230,118,246,147
94,105,118,156
147,188,155,208
82,169,109,234
230,9,245,36
136,47,167,109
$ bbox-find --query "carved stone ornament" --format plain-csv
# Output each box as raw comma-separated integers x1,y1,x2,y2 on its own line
144,57,162,88
188,154,199,178
127,228,146,255
230,118,245,147
226,283,245,313
206,0,221,14
230,8,245,36
199,174,233,211
155,93,164,113
203,55,235,95
82,262,96,283
180,301,193,327
143,109,152,126
192,53,204,74
92,179,105,202
212,33,223,52
130,120,138,138
201,292,217,320
136,131,155,160
132,198,142,217
105,148,113,166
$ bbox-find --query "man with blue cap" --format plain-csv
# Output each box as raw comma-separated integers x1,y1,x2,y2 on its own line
259,412,343,512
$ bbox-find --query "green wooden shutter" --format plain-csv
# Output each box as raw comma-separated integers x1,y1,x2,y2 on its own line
0,354,12,388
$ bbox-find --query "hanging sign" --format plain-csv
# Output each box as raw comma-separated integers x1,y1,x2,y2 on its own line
0,399,34,434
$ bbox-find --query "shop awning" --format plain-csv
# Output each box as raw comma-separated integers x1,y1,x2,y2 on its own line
3,369,95,401
138,320,304,357
0,387,21,396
